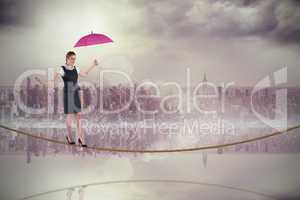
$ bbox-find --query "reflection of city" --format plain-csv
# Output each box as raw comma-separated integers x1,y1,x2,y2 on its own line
1,74,300,164
65,186,86,200
20,180,275,200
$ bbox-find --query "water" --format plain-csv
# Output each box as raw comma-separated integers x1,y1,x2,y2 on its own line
0,153,299,200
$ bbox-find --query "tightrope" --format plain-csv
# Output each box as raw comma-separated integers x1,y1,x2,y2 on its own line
0,123,300,153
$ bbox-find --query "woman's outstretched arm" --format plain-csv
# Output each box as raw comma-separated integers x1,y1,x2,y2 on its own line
79,59,99,77
48,68,62,87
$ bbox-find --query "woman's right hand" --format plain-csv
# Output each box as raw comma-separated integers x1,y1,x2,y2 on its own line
93,59,99,67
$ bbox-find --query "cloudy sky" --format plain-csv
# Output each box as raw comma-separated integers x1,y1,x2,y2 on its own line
0,0,300,86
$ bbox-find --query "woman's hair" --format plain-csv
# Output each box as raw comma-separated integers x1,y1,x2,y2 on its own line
65,51,76,62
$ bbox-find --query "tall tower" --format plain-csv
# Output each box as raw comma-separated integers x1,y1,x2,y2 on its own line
203,73,207,83
26,77,31,106
202,73,208,95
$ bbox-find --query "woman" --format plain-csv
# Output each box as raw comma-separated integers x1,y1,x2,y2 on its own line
53,51,98,147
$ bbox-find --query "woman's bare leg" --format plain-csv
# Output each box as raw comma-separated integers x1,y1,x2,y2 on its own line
76,112,85,144
66,114,74,140
77,90,85,144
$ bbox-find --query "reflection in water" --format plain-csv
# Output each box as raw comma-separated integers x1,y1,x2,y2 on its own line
202,151,207,168
66,188,74,200
20,179,276,200
78,186,86,200
65,187,86,200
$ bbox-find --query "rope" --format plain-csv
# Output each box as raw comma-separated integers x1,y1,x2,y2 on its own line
0,123,299,153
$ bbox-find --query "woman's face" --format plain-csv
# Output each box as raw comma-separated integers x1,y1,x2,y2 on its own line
66,55,76,66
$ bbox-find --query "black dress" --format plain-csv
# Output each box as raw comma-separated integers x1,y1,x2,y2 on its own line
61,66,81,114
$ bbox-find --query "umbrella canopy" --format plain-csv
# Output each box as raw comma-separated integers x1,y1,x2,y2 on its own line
74,32,113,47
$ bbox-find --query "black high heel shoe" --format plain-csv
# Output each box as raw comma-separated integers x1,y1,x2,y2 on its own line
66,136,75,145
78,138,87,147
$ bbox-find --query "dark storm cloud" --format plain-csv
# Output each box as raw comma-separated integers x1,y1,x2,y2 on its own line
277,196,300,200
0,0,37,27
239,0,259,7
132,0,300,45
224,0,260,7
2,0,299,45
0,0,18,26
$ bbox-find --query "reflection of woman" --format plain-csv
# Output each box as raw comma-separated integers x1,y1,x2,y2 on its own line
53,51,98,147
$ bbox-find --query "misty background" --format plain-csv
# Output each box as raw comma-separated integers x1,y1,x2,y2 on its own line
0,0,300,86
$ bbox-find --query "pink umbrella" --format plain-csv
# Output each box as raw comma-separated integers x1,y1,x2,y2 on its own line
74,31,113,47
